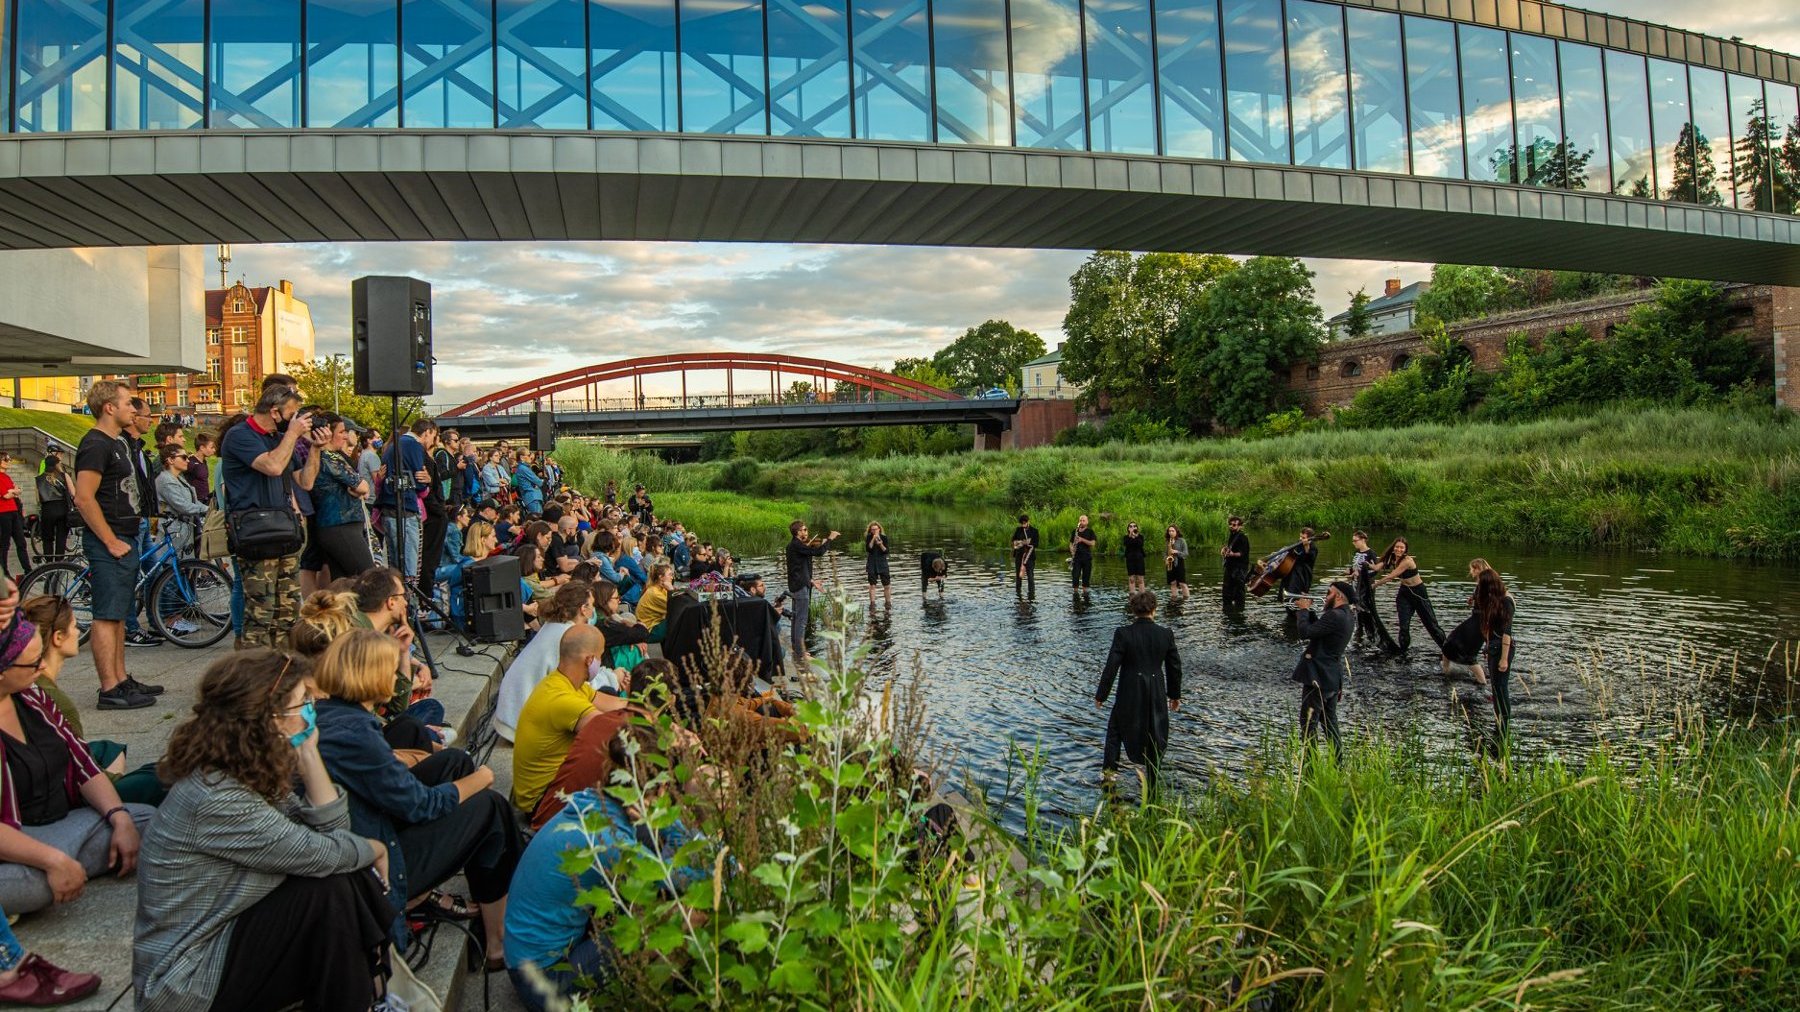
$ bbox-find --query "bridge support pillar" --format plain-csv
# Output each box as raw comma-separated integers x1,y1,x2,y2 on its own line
1776,287,1800,413
973,421,1005,452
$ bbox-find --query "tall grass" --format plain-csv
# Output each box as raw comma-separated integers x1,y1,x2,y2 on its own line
707,405,1799,558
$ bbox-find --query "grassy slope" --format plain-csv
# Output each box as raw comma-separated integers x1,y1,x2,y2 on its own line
721,405,1800,559
0,406,93,447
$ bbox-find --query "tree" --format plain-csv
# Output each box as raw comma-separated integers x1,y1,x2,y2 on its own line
1059,250,1238,416
1733,99,1776,211
1413,265,1525,324
1670,124,1725,206
1341,288,1374,338
1777,113,1800,213
929,319,1045,391
890,356,935,378
284,357,424,435
1176,257,1326,430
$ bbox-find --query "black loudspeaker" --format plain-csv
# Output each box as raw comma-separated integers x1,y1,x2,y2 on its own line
465,553,525,643
352,276,433,396
529,410,554,452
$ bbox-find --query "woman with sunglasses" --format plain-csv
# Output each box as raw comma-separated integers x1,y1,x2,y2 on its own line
134,649,395,1012
1122,522,1148,594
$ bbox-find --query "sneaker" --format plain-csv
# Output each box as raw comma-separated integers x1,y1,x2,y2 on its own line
170,619,201,635
430,725,457,746
124,630,163,648
97,685,155,710
0,953,102,1006
121,675,165,696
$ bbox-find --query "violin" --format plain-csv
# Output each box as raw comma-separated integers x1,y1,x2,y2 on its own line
1245,532,1331,598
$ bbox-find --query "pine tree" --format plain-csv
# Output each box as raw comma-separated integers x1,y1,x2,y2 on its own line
1732,99,1774,211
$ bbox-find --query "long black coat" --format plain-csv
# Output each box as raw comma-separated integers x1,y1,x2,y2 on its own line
1292,605,1353,694
1096,618,1184,767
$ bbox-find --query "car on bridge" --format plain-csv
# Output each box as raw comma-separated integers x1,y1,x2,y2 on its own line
975,387,1012,401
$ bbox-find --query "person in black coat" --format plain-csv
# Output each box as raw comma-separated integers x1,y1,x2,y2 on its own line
1220,516,1250,611
1291,580,1355,758
1094,590,1183,792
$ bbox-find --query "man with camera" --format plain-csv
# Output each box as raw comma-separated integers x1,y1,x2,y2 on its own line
219,385,326,649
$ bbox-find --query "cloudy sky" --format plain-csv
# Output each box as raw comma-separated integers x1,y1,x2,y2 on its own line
232,0,1800,412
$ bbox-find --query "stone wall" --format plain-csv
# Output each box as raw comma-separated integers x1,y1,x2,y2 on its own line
1006,398,1079,449
1288,285,1788,414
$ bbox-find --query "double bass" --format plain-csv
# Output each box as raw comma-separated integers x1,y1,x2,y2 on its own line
1246,532,1331,598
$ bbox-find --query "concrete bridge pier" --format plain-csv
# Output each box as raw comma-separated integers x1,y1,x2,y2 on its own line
973,421,1006,452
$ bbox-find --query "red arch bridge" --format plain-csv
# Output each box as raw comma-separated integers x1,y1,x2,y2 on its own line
438,353,1022,446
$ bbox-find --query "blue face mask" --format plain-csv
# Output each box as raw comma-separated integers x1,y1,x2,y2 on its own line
288,700,317,748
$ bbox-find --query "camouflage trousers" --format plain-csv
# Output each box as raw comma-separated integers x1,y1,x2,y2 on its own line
239,551,301,649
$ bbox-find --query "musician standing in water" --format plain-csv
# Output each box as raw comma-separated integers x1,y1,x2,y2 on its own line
1164,525,1189,598
1010,514,1039,594
1347,530,1398,652
1220,516,1249,611
1069,515,1097,593
1122,523,1148,593
1372,537,1446,652
864,522,892,606
1283,527,1322,600
1290,581,1355,759
1095,590,1183,793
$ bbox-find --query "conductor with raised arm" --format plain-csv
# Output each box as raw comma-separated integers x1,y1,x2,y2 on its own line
1291,580,1355,759
784,520,840,667
1095,590,1183,793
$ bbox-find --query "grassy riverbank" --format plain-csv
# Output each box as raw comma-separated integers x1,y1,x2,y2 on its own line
593,404,1796,559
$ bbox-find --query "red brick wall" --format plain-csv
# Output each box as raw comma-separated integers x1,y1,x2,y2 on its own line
1775,287,1800,412
1006,399,1078,449
1288,285,1787,414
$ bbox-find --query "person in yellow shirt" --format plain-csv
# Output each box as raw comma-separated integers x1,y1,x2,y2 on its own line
509,624,628,813
634,563,677,643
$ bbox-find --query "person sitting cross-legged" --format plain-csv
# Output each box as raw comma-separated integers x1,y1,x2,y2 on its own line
510,625,629,816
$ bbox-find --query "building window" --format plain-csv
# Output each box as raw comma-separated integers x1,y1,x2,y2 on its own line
1341,361,1363,378
233,299,246,313
1306,365,1321,380
207,328,221,345
207,362,221,382
232,351,248,374
1392,353,1412,371
231,326,248,343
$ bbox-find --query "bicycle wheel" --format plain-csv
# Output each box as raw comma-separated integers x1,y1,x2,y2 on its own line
148,558,233,648
19,562,93,644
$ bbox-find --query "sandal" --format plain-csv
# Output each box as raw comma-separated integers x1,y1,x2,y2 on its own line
416,890,477,922
0,954,101,1007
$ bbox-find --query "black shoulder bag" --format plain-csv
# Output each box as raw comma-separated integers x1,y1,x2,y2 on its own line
226,507,304,561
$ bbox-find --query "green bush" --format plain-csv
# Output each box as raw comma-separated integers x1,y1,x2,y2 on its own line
712,457,761,492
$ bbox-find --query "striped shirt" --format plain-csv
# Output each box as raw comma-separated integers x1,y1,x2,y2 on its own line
0,685,102,829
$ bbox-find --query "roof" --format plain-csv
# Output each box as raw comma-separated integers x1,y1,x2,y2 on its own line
1022,348,1063,367
203,286,272,327
1328,281,1429,326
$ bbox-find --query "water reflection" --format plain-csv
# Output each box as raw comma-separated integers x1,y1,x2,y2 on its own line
723,499,1798,829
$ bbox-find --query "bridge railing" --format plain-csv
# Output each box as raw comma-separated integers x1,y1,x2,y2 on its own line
436,388,986,417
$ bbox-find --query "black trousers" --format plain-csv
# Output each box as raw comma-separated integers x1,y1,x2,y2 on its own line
1071,554,1092,589
0,512,31,573
398,749,524,905
1101,722,1163,790
210,871,393,1012
1395,584,1446,651
38,503,69,557
1299,684,1342,758
1013,552,1035,591
316,522,377,579
417,510,450,593
1223,570,1246,610
1487,636,1514,732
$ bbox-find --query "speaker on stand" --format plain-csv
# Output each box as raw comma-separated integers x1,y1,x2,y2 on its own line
529,410,554,453
352,276,434,397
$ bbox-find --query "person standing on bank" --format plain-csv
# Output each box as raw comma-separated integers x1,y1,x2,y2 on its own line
1122,523,1148,594
1164,525,1189,598
783,521,839,667
1220,516,1250,611
1372,537,1447,653
1290,581,1355,759
863,522,892,607
72,381,162,710
220,386,325,651
1094,590,1182,793
0,455,31,579
33,452,71,559
1069,516,1097,593
1010,514,1039,594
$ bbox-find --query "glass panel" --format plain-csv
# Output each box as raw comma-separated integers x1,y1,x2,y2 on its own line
852,0,931,142
1221,0,1287,164
1604,50,1652,197
590,0,678,133
1011,0,1084,149
1508,32,1558,187
497,0,585,129
114,0,205,131
402,0,496,129
768,0,849,137
932,0,1009,145
1404,15,1460,178
13,0,109,132
1686,67,1729,206
1459,24,1510,183
1770,83,1800,215
1346,8,1405,174
1727,74,1769,211
1156,0,1223,160
1557,42,1606,192
308,0,400,128
211,0,303,127
1083,0,1155,154
1647,58,1689,202
1286,1,1347,169
681,0,767,135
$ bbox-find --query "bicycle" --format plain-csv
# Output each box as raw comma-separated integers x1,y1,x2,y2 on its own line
18,519,232,648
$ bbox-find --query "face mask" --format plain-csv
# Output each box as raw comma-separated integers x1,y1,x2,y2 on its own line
288,700,317,748
588,608,600,627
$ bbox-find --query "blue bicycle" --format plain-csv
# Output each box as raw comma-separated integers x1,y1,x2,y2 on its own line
18,520,232,648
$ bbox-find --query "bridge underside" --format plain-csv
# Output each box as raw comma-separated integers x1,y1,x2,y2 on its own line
1,133,1797,284
447,398,1018,440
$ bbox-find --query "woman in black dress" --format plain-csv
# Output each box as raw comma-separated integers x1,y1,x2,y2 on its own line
1122,523,1148,593
1372,537,1446,652
1471,566,1516,737
863,522,892,606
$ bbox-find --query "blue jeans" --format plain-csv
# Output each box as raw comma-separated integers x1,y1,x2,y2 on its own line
382,512,421,582
126,525,152,635
789,587,811,661
508,936,607,1012
230,559,245,638
80,524,140,623
0,904,21,972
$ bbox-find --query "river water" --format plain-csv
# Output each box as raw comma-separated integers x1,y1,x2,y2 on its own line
708,498,1798,827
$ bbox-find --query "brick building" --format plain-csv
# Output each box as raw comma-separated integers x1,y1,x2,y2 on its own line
135,280,315,416
1289,285,1800,414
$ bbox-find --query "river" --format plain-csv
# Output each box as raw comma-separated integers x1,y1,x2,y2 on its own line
694,497,1798,828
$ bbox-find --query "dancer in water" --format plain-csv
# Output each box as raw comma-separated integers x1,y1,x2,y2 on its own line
1010,514,1039,594
864,522,892,606
1163,525,1189,598
1290,581,1355,759
1471,565,1516,738
1372,537,1446,652
1122,523,1148,593
1069,515,1097,593
1220,516,1249,611
1347,530,1399,652
919,552,948,597
1094,590,1182,793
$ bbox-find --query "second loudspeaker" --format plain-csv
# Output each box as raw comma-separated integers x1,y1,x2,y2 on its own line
352,275,433,396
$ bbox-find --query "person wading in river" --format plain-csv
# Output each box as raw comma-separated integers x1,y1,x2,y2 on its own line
1010,514,1039,596
1220,517,1249,612
1347,530,1399,653
783,521,839,668
1069,516,1097,594
1094,589,1182,794
1372,537,1446,653
1290,581,1355,760
863,522,892,607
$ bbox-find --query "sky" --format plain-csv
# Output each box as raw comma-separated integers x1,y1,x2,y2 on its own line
231,0,1800,413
